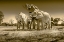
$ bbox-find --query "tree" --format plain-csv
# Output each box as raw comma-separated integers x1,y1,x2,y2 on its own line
0,11,4,25
53,18,60,22
53,18,60,26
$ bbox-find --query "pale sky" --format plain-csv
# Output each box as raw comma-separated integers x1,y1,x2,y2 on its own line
0,0,64,23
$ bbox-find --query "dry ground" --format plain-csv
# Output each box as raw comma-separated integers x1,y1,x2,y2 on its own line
0,26,64,42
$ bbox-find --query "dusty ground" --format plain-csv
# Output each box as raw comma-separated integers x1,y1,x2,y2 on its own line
0,26,64,42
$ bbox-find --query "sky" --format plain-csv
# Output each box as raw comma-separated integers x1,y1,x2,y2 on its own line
0,0,64,23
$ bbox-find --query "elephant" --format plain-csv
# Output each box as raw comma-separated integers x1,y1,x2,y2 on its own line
15,12,32,30
25,4,51,30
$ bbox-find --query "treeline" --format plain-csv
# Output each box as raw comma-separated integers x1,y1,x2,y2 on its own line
1,17,64,26
51,17,64,26
1,22,17,26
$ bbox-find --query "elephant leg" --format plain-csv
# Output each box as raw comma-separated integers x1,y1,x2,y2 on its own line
22,21,24,30
40,20,43,29
30,21,33,30
48,21,51,29
27,22,30,30
33,19,35,29
46,23,48,29
47,21,51,29
22,23,24,29
45,21,50,29
29,21,32,30
17,22,20,30
41,21,45,29
37,19,40,30
51,22,52,28
27,23,29,29
30,22,31,29
42,22,48,29
17,24,19,30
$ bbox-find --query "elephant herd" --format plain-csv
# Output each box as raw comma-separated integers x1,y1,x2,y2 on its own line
15,4,52,30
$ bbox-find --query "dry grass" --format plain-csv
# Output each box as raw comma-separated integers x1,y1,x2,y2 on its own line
0,26,64,42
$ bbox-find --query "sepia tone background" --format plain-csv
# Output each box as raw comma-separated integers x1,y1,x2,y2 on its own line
0,0,64,23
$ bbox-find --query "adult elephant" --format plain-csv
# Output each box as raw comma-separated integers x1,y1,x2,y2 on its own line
25,4,51,29
15,12,32,30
